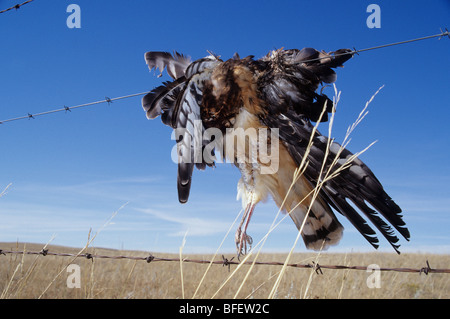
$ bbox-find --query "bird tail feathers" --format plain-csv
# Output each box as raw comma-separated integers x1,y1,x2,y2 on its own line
288,197,344,251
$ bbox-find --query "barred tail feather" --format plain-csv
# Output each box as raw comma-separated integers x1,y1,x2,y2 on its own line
288,198,344,251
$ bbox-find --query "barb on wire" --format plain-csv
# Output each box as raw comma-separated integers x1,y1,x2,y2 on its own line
222,255,235,272
0,0,34,14
1,248,449,275
146,254,155,263
440,27,450,39
39,249,48,256
420,260,432,275
310,261,323,275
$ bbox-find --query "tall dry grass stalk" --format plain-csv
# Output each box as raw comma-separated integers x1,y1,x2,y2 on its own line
0,183,12,198
1,236,55,299
179,231,188,299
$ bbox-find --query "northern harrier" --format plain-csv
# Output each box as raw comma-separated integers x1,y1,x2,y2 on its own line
142,48,410,255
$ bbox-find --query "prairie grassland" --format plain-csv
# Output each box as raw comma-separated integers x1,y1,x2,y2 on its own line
0,242,448,299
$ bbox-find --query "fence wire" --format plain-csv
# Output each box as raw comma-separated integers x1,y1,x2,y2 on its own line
0,0,34,14
1,248,449,275
0,29,449,126
0,92,148,124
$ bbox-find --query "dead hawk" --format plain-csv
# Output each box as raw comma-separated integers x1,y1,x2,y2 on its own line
142,48,410,255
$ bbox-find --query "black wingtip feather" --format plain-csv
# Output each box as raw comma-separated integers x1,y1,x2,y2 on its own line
177,177,191,204
325,191,380,249
262,105,410,253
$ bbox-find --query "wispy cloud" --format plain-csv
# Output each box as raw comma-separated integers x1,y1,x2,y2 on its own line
10,175,168,202
136,207,237,237
1,172,449,254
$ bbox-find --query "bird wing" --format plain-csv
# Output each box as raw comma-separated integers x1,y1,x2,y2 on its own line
256,48,410,252
264,111,410,252
142,53,220,203
256,48,354,122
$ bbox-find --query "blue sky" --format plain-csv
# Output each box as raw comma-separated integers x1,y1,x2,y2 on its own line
0,0,449,254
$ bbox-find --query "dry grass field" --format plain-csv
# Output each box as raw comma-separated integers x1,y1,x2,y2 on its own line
0,242,448,299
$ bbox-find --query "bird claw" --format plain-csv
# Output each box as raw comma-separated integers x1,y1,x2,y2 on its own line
235,228,253,258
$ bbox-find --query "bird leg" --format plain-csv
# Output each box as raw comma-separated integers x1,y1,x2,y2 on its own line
235,202,255,258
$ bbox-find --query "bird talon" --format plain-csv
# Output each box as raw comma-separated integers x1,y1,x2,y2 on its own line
235,230,253,257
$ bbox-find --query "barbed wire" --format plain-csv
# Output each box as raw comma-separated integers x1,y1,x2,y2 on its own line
0,29,449,126
300,28,449,63
0,0,34,14
1,248,449,275
0,92,148,125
